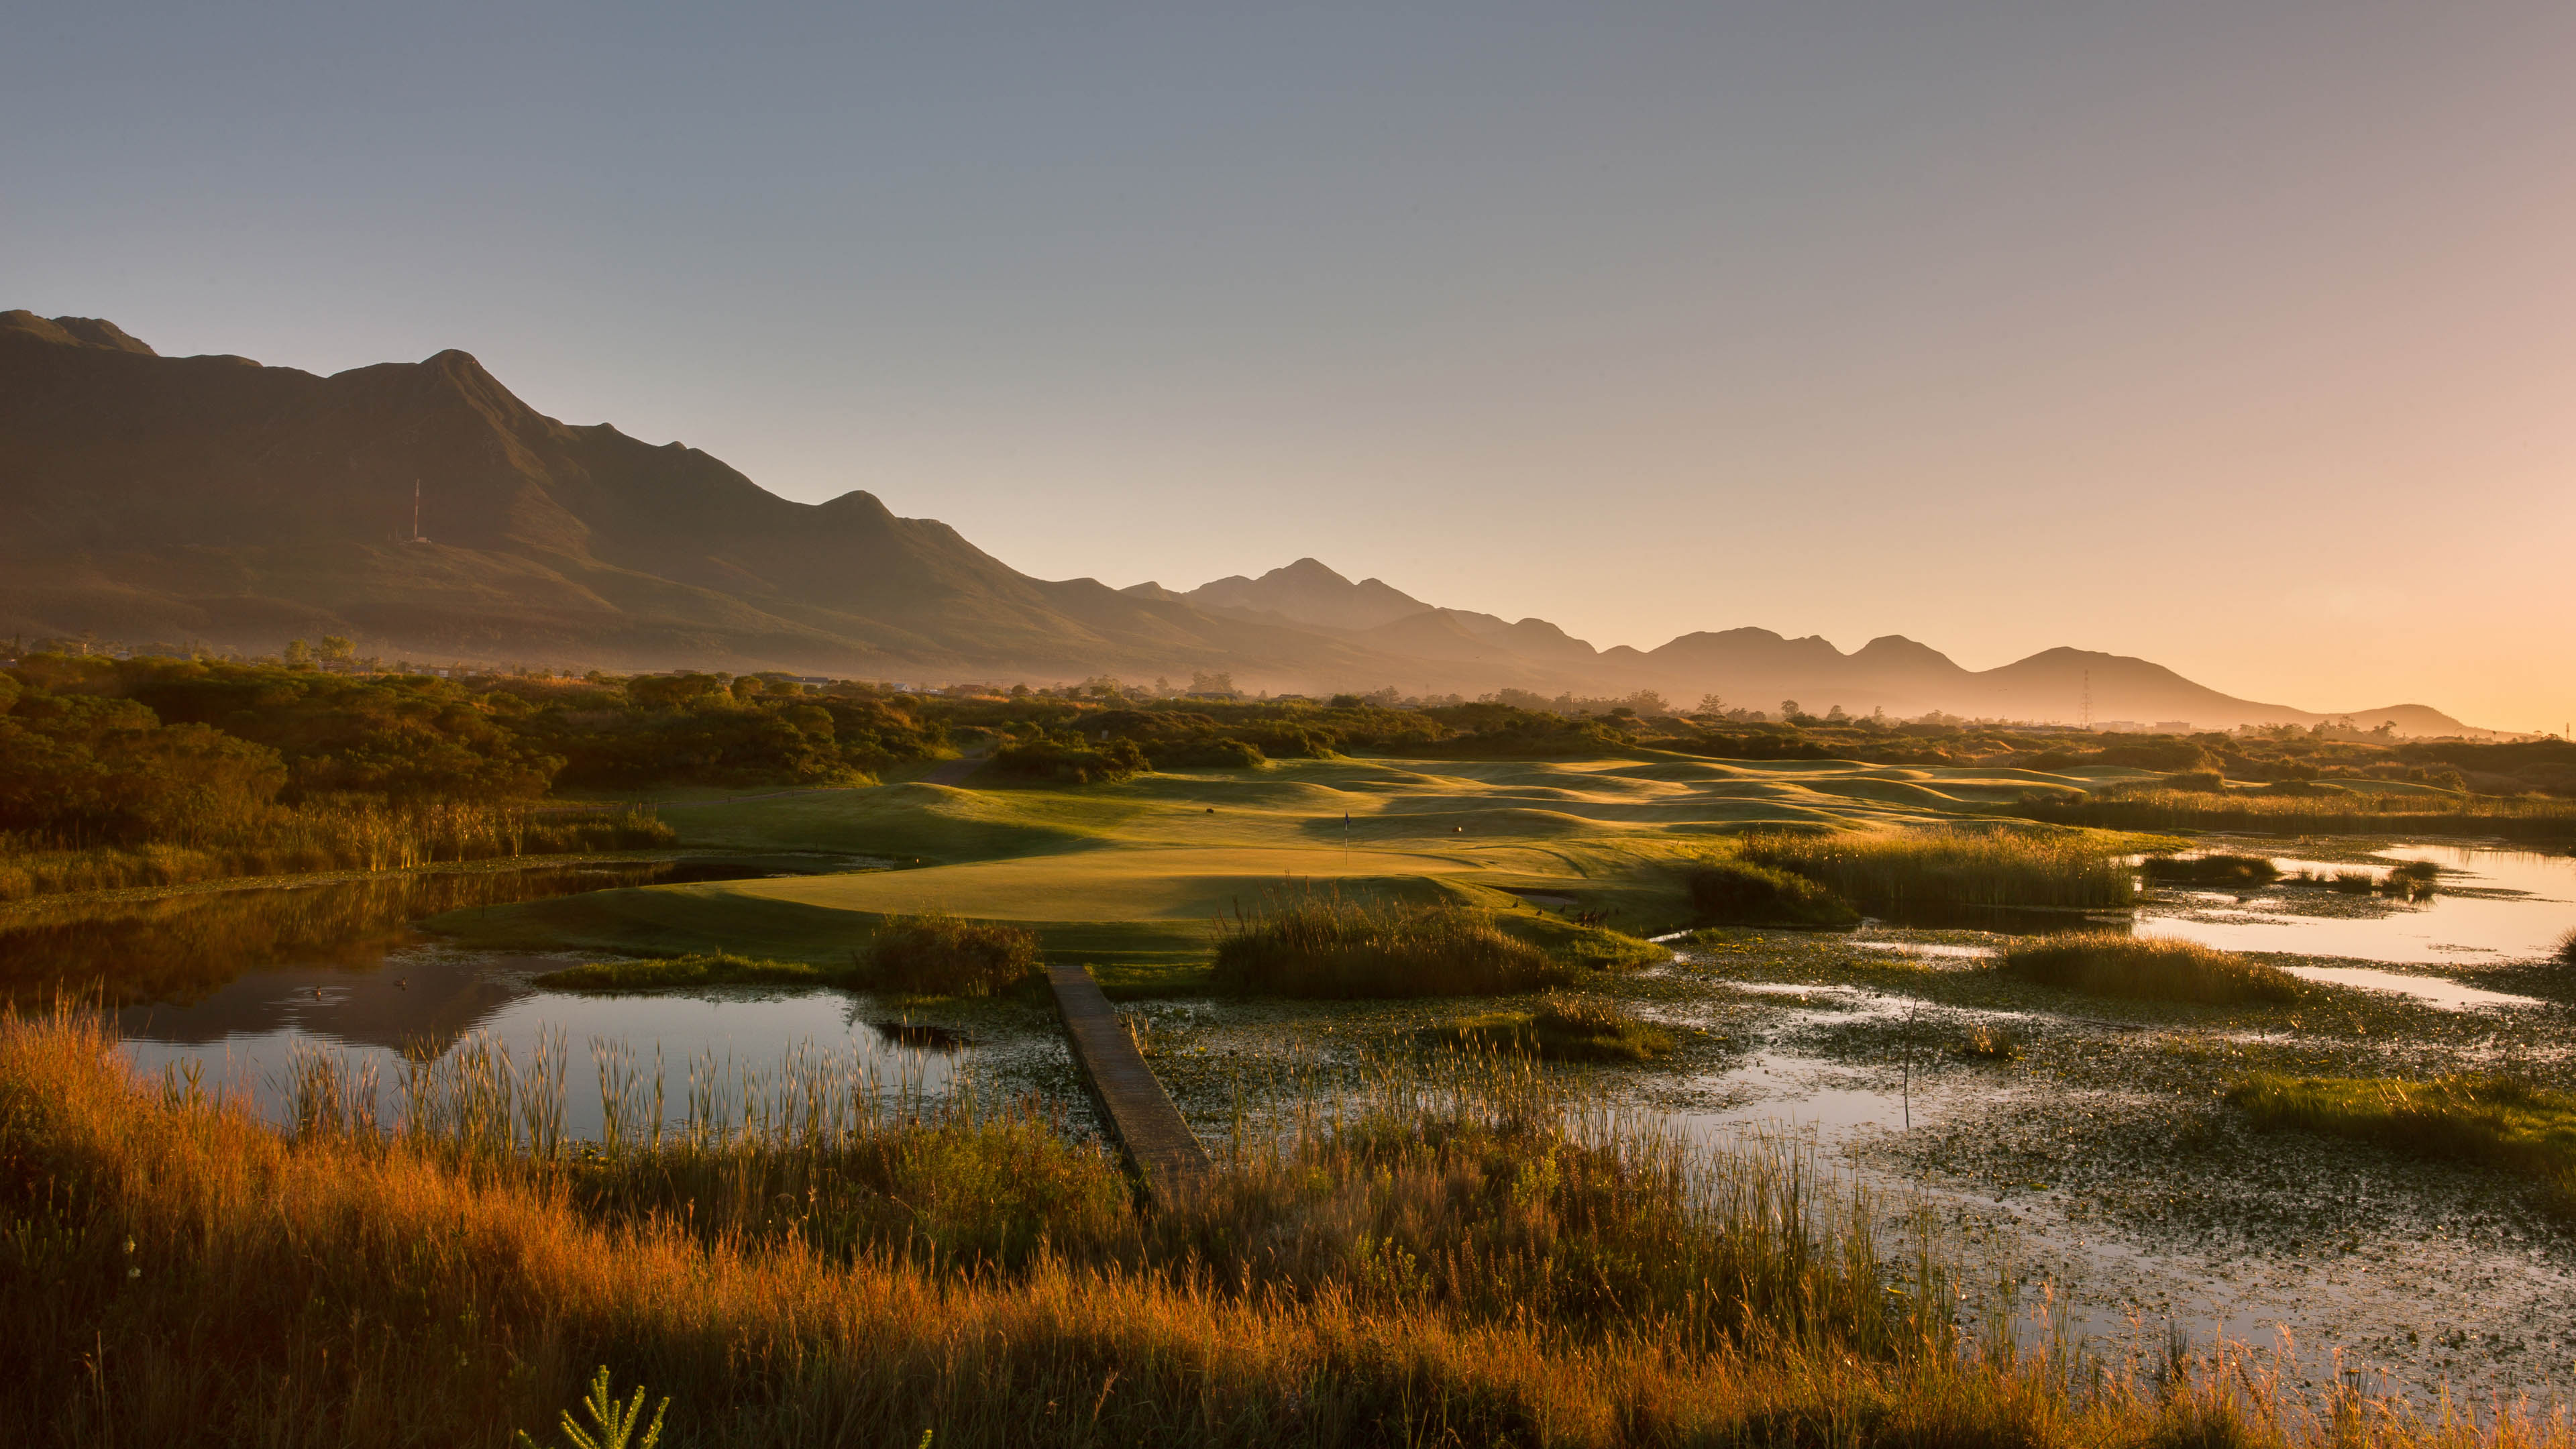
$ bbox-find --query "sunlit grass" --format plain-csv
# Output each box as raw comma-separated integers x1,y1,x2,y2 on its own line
1212,887,1574,997
1739,828,2139,910
1421,993,1677,1062
2231,1072,2576,1216
1997,934,2302,1005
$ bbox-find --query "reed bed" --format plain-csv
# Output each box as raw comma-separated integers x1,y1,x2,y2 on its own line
2018,789,2576,841
1739,828,2139,910
3,1008,2564,1446
1212,887,1572,997
1998,934,2303,1005
859,912,1042,996
2143,853,2283,888
0,802,674,902
1686,858,1861,926
1418,993,1678,1062
2231,1072,2576,1218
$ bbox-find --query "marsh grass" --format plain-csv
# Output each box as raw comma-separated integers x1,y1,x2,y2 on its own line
1740,828,2139,910
1211,887,1573,997
2019,788,2576,841
1998,934,2302,1005
2143,853,2282,888
860,912,1042,997
1686,859,1860,927
2558,927,2576,969
2230,1072,2576,1216
0,802,674,902
1957,1022,2027,1062
3,1010,2565,1446
534,952,834,992
1422,993,1677,1062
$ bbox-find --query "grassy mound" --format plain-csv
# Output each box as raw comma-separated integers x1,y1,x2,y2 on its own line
2231,1072,2576,1215
1686,859,1859,927
1740,829,2138,910
534,952,831,991
1995,934,2300,1004
2141,853,2280,888
1213,891,1573,998
860,912,1042,996
1426,994,1677,1062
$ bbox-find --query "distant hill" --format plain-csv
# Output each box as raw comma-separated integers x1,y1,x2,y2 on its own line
0,311,2485,734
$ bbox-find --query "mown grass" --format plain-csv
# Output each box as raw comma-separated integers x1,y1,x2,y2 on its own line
2230,1072,2576,1216
0,803,674,902
1686,859,1860,927
3,1010,2559,1447
1212,888,1575,998
1739,828,2139,910
533,951,835,992
1421,994,1678,1062
1998,934,2302,1005
858,912,1042,997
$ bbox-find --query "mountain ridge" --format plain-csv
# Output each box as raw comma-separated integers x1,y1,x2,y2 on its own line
0,311,2483,734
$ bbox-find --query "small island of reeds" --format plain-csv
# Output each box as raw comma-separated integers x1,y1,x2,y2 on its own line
1994,934,2302,1004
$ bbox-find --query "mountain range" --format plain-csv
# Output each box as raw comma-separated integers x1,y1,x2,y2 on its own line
0,311,2478,735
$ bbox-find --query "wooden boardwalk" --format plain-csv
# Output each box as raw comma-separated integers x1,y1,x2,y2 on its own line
1046,964,1210,1206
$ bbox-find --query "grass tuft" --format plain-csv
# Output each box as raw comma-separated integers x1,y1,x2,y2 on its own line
1739,829,2138,910
1956,1022,2027,1062
1996,934,2301,1005
2230,1072,2576,1216
860,912,1041,996
535,953,828,991
1686,860,1859,928
1213,887,1573,998
2141,853,2281,888
1424,993,1677,1062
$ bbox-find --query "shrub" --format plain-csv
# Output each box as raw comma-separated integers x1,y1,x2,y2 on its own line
2159,769,2229,793
987,736,1149,784
861,912,1041,996
1213,889,1572,998
1996,934,2300,1005
1686,860,1860,927
2141,853,2281,888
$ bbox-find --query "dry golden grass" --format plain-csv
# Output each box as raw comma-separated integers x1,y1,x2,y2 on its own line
1,1010,2567,1447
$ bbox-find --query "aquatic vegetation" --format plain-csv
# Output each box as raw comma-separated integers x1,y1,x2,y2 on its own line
859,912,1042,997
1423,993,1676,1062
1739,828,2139,909
534,952,832,992
2230,1072,2576,1216
2141,853,2281,888
2558,926,2576,968
1997,934,2302,1004
1212,888,1572,997
1686,859,1860,927
2017,787,2576,841
1956,1021,2027,1061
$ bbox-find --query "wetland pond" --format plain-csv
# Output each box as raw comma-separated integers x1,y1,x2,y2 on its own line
21,834,2576,1402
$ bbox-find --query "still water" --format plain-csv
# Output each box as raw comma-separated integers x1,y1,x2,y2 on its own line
2141,841,2576,967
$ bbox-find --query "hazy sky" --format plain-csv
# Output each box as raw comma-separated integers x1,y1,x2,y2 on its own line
9,3,2572,729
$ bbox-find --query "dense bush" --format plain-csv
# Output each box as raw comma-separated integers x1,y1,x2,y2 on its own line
987,736,1149,785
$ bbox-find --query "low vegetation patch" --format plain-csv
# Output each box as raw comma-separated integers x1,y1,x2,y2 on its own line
1955,1022,2026,1062
1686,859,1860,927
1424,994,1677,1062
1740,828,2139,910
1213,890,1574,997
2230,1072,2576,1215
2141,853,2280,888
858,912,1041,996
1996,934,2302,1005
985,736,1148,785
533,952,830,991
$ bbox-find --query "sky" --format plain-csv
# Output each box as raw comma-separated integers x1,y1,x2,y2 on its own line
8,2,2572,730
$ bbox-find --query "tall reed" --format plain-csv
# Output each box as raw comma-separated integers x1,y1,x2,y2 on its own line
1739,828,2139,909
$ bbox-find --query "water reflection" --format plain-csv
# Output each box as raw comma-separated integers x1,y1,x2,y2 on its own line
0,861,774,1008
2143,843,2576,965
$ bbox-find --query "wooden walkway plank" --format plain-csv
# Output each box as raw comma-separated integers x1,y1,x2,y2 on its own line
1046,963,1210,1205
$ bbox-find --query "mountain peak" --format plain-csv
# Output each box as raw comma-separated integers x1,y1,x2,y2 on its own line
2,310,157,356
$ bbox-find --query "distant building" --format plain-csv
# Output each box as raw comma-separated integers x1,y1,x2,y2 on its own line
2154,720,2193,733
